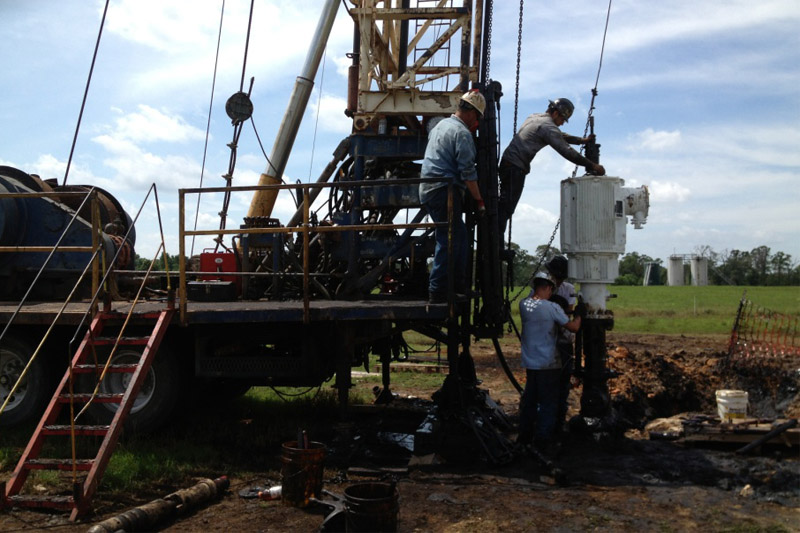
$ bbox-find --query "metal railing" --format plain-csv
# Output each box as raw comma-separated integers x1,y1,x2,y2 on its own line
178,179,453,324
0,188,102,419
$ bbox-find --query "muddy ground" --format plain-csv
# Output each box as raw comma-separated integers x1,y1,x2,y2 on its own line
1,333,799,532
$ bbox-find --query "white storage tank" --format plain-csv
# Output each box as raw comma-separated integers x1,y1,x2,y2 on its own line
668,256,684,286
691,256,709,286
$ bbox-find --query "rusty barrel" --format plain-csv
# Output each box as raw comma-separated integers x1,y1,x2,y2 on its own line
280,440,325,507
344,482,399,532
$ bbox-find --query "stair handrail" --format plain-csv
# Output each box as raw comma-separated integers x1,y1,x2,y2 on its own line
66,183,171,416
0,188,102,349
0,188,103,420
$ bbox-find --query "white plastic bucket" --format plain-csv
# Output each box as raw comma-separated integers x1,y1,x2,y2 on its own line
716,390,748,422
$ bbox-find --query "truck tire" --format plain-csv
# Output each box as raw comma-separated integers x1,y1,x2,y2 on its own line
86,346,184,434
0,336,53,427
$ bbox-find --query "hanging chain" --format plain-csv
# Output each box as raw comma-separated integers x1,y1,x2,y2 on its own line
483,0,493,79
512,0,524,134
508,217,560,305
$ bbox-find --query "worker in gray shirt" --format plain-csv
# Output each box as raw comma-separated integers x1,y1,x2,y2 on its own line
498,98,605,236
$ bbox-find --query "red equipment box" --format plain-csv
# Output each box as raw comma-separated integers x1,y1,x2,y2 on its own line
199,250,241,292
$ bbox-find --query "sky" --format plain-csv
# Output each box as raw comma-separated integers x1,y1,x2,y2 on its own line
1,0,799,267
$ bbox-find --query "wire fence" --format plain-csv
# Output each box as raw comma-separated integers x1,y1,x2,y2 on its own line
727,292,800,359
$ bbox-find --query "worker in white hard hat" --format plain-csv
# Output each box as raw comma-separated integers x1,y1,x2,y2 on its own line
419,90,487,303
498,98,606,238
546,255,578,432
518,271,581,457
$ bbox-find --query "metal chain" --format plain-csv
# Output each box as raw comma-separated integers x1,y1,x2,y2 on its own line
484,0,493,79
509,217,560,304
512,0,524,134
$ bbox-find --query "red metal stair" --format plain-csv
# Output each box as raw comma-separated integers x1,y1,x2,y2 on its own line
2,307,174,520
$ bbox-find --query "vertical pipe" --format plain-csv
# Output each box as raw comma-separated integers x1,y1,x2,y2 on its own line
398,0,410,77
179,190,187,324
248,0,341,218
347,24,360,115
303,189,310,324
90,192,99,317
472,0,483,74
459,1,473,91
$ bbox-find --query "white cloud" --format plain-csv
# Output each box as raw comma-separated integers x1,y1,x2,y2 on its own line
632,129,681,151
309,94,352,135
105,0,226,53
606,0,798,53
105,105,206,144
91,132,201,190
107,0,354,100
648,180,690,203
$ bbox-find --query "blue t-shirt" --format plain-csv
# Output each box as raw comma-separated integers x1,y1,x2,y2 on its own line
419,115,477,203
519,296,569,370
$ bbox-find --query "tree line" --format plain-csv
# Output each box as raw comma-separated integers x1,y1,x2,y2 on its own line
507,244,799,287
137,245,799,287
612,246,799,286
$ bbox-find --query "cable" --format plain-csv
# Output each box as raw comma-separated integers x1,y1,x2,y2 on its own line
251,116,297,207
240,0,256,92
192,0,226,257
572,0,613,178
309,48,327,181
62,0,110,186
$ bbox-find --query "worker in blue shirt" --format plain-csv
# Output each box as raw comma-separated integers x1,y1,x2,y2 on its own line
419,90,487,303
518,271,581,456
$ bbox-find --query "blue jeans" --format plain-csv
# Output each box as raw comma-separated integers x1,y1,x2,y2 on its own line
422,186,466,296
498,161,527,236
518,368,561,445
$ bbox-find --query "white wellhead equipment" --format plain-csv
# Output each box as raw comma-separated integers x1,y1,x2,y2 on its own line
559,174,650,420
560,175,649,313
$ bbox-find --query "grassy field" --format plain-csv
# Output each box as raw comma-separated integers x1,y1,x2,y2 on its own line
507,285,800,336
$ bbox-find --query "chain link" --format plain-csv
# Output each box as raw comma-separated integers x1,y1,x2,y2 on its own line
484,0,493,79
512,0,524,134
509,217,560,303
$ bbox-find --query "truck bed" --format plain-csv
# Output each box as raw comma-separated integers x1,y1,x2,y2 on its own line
0,297,448,326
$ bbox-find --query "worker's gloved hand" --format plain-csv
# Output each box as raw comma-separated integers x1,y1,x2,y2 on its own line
574,300,587,319
583,134,596,144
475,199,486,218
591,163,606,176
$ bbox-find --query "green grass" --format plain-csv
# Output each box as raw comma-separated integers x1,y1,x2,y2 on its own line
0,387,352,496
506,285,799,336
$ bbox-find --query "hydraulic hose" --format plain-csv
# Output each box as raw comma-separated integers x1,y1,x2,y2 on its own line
491,336,523,394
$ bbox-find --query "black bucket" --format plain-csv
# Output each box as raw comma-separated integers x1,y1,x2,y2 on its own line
280,440,325,508
344,482,399,532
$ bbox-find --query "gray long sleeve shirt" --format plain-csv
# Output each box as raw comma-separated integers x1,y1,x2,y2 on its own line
500,113,593,174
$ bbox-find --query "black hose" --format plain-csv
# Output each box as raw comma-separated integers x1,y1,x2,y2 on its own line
492,336,523,394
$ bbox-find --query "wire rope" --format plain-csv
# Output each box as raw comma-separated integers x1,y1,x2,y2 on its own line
62,0,110,186
192,0,226,257
309,49,327,181
571,0,613,178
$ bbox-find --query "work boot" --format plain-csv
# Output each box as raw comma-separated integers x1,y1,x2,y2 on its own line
428,292,447,304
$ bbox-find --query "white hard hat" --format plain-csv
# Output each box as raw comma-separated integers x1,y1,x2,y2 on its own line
533,271,556,288
460,90,486,116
